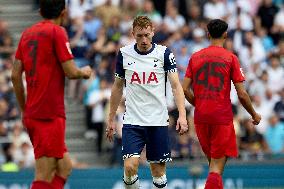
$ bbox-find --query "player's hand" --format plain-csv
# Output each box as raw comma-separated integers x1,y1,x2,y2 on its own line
81,66,92,79
176,117,189,135
252,113,261,125
106,117,116,142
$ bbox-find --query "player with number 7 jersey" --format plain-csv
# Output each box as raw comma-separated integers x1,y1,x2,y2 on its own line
11,1,92,188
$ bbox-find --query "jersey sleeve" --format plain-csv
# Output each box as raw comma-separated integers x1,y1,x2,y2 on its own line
114,50,125,79
54,27,74,63
231,55,245,83
184,57,193,79
164,48,177,73
15,35,23,61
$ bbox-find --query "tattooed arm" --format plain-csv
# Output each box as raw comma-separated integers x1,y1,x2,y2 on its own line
11,59,25,112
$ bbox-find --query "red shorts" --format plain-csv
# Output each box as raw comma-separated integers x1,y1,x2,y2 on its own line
195,122,238,159
23,117,67,159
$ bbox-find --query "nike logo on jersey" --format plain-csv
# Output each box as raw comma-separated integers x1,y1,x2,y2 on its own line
154,59,158,62
163,153,169,156
128,62,135,65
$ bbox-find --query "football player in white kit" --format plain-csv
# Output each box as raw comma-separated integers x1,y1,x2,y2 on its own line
106,16,188,189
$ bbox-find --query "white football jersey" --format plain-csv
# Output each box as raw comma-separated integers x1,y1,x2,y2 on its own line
115,43,177,126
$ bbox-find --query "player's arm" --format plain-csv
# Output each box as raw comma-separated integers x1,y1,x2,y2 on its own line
164,48,188,135
182,57,195,106
231,55,261,125
107,77,124,141
168,72,188,135
106,50,125,141
234,82,261,125
54,27,92,79
61,60,92,79
11,59,25,112
182,77,195,106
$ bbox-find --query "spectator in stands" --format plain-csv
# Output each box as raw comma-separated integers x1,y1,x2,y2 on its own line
176,44,190,81
137,0,163,25
274,88,284,123
84,10,103,43
267,55,284,93
13,141,35,169
188,27,208,55
187,2,202,29
107,16,122,43
171,134,193,159
82,69,100,139
255,0,279,41
240,118,269,160
203,0,228,20
1,143,19,172
94,0,121,27
265,114,284,154
0,33,14,60
91,27,117,58
271,4,284,44
163,5,185,34
88,78,111,153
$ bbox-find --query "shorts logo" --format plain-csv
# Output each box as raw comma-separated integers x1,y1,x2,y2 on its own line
163,153,169,156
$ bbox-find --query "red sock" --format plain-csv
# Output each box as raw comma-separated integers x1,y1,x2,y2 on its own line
51,174,66,189
205,172,223,189
31,181,53,189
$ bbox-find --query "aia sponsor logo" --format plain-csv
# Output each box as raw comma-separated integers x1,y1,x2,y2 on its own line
130,72,158,84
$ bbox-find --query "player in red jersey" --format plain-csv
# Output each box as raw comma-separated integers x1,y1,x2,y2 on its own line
183,19,261,189
11,0,92,189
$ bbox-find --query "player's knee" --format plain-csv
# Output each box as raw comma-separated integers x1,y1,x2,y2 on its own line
35,170,54,182
62,160,73,178
57,158,73,178
65,161,73,177
150,163,166,177
124,162,138,175
151,168,165,177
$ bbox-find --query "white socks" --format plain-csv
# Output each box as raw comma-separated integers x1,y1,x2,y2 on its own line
123,172,139,189
153,174,167,189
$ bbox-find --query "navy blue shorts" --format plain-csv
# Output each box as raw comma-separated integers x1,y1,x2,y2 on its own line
122,124,171,163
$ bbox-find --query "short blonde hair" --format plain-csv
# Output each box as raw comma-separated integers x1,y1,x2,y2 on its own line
132,16,153,29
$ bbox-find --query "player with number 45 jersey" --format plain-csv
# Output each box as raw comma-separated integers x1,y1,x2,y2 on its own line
183,19,261,189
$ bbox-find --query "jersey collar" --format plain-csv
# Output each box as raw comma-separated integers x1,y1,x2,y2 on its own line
134,43,155,55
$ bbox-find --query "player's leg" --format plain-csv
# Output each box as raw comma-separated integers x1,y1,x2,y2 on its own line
204,157,227,189
23,118,57,189
31,156,57,189
204,123,238,189
50,118,72,189
51,153,73,189
25,117,68,189
146,126,171,189
150,163,167,189
122,124,146,189
124,157,140,189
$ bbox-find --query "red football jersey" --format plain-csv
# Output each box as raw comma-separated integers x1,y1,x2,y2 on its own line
15,20,73,119
185,46,245,124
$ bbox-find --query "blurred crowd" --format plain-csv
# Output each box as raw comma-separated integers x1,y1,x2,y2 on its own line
0,0,284,169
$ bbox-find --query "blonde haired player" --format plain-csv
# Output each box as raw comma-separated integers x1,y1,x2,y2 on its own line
106,16,188,189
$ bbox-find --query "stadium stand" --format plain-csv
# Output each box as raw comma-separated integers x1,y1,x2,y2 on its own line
0,0,284,171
